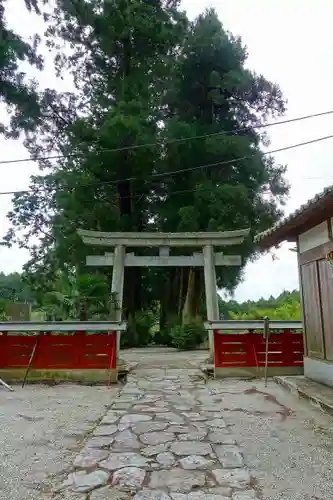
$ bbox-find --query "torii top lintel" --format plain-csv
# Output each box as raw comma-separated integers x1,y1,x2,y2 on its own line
77,229,250,248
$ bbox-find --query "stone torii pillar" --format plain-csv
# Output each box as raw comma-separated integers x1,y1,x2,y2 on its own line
203,244,220,356
110,245,125,355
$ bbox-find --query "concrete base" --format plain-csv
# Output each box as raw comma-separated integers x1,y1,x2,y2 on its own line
214,366,304,378
274,375,333,416
0,368,118,385
304,356,333,388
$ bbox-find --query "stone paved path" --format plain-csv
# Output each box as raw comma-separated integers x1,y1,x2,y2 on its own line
121,347,208,370
56,369,257,500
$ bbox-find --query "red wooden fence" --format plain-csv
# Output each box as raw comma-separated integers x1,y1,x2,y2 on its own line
0,331,117,370
214,329,304,369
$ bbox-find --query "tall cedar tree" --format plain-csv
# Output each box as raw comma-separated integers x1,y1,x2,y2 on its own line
3,5,289,340
3,0,187,344
156,10,288,327
0,0,42,136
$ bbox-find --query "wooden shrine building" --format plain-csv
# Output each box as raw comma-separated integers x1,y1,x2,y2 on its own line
256,185,333,388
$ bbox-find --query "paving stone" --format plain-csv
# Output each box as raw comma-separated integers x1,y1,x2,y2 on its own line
132,421,168,435
112,467,146,490
156,451,176,467
116,398,138,403
171,493,231,500
100,413,120,425
120,414,153,425
99,452,149,471
171,441,212,456
201,406,223,412
232,491,258,500
85,436,114,449
149,470,206,493
212,469,251,489
112,402,134,410
53,492,87,500
113,429,142,449
193,492,230,500
213,446,244,468
140,431,175,445
74,447,109,468
206,419,227,429
93,425,118,436
167,425,195,433
58,371,261,500
166,397,192,405
90,487,130,499
173,406,194,411
133,490,172,500
62,470,109,493
121,388,142,395
156,412,185,424
198,396,221,403
205,487,232,497
208,432,237,445
178,455,213,470
142,443,170,457
205,412,228,419
182,413,207,421
132,406,167,413
177,431,207,441
139,396,163,403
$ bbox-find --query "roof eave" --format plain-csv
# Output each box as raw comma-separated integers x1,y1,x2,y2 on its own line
255,192,333,250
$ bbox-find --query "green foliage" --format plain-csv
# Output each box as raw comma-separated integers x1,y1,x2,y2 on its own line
170,317,206,350
133,310,157,346
157,6,289,319
0,300,9,320
219,290,301,321
2,2,291,340
0,272,35,302
0,0,42,137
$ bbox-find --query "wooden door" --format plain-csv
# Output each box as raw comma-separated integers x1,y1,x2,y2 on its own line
301,261,325,358
318,259,333,360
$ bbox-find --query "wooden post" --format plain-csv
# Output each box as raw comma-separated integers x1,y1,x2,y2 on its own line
203,244,219,356
110,245,125,358
263,316,270,387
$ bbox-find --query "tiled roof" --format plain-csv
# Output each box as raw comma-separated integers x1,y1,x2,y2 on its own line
255,184,333,248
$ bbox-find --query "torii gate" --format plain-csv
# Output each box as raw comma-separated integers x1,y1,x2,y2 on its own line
77,230,249,355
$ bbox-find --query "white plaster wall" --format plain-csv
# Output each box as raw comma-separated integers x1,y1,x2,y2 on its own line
304,357,333,388
298,221,329,253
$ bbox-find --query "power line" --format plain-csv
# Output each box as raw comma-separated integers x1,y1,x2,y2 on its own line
1,131,333,198
1,109,333,166
104,133,333,184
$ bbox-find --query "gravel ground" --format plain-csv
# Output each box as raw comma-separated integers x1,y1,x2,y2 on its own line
0,383,119,500
2,348,333,500
207,377,333,500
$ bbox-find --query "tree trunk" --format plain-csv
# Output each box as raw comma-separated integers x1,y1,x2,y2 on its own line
181,269,205,324
182,268,196,324
193,269,204,317
159,271,171,332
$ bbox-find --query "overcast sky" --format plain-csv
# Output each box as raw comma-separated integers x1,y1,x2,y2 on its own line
1,0,333,302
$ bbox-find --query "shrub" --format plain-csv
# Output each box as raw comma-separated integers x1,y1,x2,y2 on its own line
170,317,206,350
134,310,156,346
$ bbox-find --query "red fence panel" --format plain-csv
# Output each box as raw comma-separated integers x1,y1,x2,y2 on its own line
214,329,304,369
0,331,117,370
